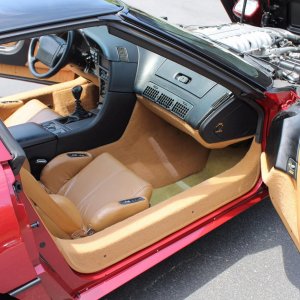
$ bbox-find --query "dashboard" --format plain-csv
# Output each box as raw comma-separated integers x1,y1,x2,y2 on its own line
75,26,258,148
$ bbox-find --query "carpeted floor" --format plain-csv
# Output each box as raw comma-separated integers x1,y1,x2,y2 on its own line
150,142,250,206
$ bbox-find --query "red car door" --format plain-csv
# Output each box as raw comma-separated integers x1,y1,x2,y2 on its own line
0,123,50,298
261,102,300,251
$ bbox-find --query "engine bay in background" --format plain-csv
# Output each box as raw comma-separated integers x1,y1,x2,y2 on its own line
187,23,300,85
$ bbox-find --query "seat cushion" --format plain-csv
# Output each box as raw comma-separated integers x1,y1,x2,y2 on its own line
4,99,60,127
20,168,85,237
42,153,153,232
40,152,94,194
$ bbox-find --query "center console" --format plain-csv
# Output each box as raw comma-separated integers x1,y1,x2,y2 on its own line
42,110,98,134
8,83,98,177
9,122,57,176
8,111,97,177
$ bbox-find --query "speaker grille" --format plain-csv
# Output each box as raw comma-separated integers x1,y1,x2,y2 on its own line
212,92,232,109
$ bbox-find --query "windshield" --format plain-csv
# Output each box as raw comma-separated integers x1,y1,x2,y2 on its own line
123,6,272,89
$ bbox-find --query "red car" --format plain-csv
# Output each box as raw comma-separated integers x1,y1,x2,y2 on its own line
0,0,299,298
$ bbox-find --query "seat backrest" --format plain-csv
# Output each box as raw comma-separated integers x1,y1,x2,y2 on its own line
20,168,86,237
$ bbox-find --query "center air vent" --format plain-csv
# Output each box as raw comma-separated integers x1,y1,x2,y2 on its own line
172,102,191,119
142,82,193,120
143,86,159,101
157,93,174,109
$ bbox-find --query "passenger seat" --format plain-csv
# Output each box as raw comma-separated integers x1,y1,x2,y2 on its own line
20,152,152,238
4,99,60,127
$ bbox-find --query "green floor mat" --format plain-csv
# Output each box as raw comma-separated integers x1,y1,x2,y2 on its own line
150,144,249,206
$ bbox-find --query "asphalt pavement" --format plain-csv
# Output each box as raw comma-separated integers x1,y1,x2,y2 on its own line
105,199,300,300
0,1,299,299
124,0,230,26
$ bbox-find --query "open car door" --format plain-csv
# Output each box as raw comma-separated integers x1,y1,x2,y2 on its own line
261,103,300,251
0,39,75,83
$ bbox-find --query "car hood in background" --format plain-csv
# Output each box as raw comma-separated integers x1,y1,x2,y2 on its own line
221,0,300,34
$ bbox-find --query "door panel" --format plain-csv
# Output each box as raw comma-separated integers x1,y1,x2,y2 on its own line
0,39,75,83
0,40,29,65
0,62,76,83
261,153,300,250
261,103,300,251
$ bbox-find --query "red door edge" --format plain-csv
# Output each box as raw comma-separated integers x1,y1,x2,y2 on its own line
0,151,38,294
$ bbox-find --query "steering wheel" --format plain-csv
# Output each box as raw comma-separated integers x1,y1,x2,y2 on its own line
28,31,74,79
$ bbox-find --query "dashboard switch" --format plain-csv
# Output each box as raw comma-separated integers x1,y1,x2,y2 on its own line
176,73,191,84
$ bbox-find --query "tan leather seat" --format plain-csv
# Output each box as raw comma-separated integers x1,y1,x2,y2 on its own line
4,99,60,127
20,152,152,238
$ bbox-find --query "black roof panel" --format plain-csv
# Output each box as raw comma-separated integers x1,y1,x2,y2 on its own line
0,0,123,34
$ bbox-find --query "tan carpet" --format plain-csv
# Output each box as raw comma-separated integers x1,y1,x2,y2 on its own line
89,102,209,188
150,142,250,206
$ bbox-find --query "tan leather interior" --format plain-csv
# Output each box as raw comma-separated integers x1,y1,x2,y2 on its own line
53,139,261,273
0,63,76,83
18,94,261,273
0,76,99,126
261,152,300,251
0,100,23,121
52,82,98,116
57,153,152,231
138,95,253,149
21,152,152,237
69,65,99,86
4,99,61,127
21,168,85,236
40,152,94,194
89,101,210,188
0,77,99,118
0,77,87,105
22,159,31,172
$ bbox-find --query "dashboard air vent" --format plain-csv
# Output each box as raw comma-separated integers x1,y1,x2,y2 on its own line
172,102,191,119
143,86,159,101
157,93,174,109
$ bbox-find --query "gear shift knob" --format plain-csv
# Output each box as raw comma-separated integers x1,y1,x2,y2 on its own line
72,85,83,100
67,85,89,122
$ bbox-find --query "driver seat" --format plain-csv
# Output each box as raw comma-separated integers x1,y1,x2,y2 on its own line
4,99,60,127
20,152,152,239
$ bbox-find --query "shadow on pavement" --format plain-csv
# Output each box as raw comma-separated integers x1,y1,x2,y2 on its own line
105,199,300,300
